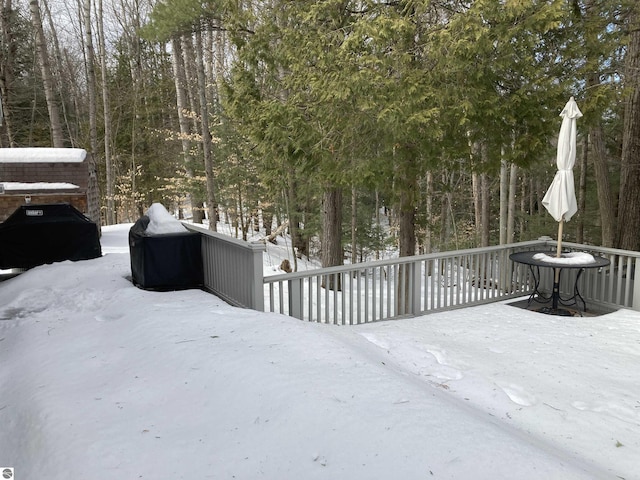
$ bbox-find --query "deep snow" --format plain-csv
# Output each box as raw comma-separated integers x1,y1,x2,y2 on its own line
1,224,639,480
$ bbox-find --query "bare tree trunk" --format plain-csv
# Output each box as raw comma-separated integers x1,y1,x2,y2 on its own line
82,0,100,227
507,162,517,243
0,88,12,146
212,23,226,107
499,159,508,244
238,184,247,241
480,172,490,247
282,184,298,271
96,0,114,225
589,119,615,247
581,0,616,247
375,190,381,260
83,0,97,155
171,36,190,164
180,36,205,224
399,177,417,257
519,172,527,240
537,178,546,225
171,36,203,223
351,185,357,264
30,0,64,147
398,179,416,315
439,180,449,246
471,143,490,246
617,7,640,251
289,179,309,258
0,0,16,147
194,29,218,230
322,187,343,267
205,28,215,103
41,0,74,144
576,135,588,243
321,187,343,291
528,176,534,217
266,219,288,243
424,172,433,255
472,171,481,245
262,207,273,237
439,172,455,248
0,88,6,145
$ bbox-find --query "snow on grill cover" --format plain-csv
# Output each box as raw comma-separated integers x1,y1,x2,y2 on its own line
129,203,203,290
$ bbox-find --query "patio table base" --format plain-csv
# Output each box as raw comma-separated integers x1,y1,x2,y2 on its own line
509,251,610,315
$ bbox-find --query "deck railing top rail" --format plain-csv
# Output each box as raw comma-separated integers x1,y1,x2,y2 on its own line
264,239,551,283
184,222,640,322
184,222,266,310
184,222,267,253
557,240,640,258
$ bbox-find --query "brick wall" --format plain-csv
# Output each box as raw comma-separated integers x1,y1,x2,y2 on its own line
0,194,88,222
0,161,88,189
0,160,91,222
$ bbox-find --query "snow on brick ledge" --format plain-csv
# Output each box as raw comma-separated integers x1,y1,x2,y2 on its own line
1,182,80,191
0,147,87,163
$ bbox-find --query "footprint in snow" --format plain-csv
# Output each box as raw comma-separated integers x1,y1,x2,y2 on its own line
500,384,537,406
571,400,639,423
359,332,390,350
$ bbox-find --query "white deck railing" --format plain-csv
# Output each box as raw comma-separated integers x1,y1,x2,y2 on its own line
184,223,266,310
186,224,639,324
263,240,639,324
540,241,639,312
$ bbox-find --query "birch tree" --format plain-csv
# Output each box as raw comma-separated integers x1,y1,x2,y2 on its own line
0,0,16,146
82,0,101,225
30,0,64,147
97,0,115,225
171,35,204,223
82,0,97,172
194,29,218,230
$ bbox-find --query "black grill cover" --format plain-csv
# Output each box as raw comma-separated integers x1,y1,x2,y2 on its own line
0,203,102,269
129,216,203,290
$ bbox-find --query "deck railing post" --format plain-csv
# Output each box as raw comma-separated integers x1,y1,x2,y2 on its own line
183,223,266,309
249,242,265,311
411,260,422,315
633,258,640,312
288,278,304,320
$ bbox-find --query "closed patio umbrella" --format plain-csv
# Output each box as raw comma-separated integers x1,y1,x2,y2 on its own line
539,97,583,313
542,96,583,257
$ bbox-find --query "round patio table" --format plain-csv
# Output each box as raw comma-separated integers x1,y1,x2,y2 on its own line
509,250,610,315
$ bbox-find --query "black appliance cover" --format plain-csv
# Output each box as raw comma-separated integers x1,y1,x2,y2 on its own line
0,203,102,269
129,216,203,290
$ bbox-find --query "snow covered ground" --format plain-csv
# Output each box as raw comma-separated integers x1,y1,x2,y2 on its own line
1,224,639,480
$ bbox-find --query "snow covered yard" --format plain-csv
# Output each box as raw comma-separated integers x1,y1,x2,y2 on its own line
1,224,639,480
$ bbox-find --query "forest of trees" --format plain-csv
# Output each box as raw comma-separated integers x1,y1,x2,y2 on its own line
1,0,639,270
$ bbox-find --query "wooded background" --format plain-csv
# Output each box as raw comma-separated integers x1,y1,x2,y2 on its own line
1,0,639,269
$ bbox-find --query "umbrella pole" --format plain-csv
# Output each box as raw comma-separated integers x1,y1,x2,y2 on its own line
556,218,564,258
553,218,564,310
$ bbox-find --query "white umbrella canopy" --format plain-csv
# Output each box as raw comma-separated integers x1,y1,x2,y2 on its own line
542,96,583,255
